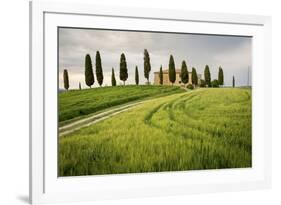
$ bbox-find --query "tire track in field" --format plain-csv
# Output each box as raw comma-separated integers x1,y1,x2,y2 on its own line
143,93,196,131
143,92,190,127
167,91,251,150
144,91,228,142
143,102,168,126
143,93,186,127
164,95,217,140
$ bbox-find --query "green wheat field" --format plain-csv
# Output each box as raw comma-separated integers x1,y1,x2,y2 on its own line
59,87,252,176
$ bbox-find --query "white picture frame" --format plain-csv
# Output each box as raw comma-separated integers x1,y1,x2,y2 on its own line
30,0,272,204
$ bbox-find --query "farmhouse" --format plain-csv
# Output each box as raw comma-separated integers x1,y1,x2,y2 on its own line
154,69,202,86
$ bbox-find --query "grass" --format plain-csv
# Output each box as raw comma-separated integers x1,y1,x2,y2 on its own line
59,85,184,125
59,88,252,176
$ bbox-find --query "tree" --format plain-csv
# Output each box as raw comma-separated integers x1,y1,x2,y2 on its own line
119,53,128,85
63,69,69,91
204,65,211,87
111,68,116,86
79,82,81,90
232,76,235,88
95,51,103,86
180,60,189,85
135,66,139,85
218,66,224,86
85,54,94,88
192,67,198,86
199,79,206,87
144,49,151,84
168,55,176,85
159,65,163,85
211,79,219,88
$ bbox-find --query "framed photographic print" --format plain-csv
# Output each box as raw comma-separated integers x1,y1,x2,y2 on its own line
29,0,272,204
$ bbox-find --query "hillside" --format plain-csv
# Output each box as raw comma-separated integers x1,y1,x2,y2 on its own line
59,85,184,124
59,88,252,176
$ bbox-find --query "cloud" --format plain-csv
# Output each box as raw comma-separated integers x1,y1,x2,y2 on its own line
212,39,252,86
59,28,252,89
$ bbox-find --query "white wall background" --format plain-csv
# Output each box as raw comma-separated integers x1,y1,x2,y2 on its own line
0,0,279,204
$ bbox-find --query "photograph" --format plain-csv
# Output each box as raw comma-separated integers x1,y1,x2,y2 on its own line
58,27,252,177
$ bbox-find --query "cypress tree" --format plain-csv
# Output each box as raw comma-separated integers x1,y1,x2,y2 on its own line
85,54,94,88
135,66,139,85
63,69,69,91
232,76,235,88
159,65,163,85
218,66,224,86
180,60,189,85
192,67,198,86
79,82,81,90
95,51,103,86
169,55,176,85
119,53,128,85
144,49,151,84
111,68,116,86
204,65,211,87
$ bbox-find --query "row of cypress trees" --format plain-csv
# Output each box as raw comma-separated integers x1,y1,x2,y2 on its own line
161,55,225,87
111,65,139,87
86,50,151,87
63,49,232,90
63,49,151,90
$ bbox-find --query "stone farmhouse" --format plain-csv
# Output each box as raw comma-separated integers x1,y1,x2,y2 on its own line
153,69,202,86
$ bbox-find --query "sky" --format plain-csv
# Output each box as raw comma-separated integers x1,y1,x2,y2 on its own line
58,27,252,89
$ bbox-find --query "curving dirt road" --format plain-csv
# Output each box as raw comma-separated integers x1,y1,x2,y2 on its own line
59,101,145,136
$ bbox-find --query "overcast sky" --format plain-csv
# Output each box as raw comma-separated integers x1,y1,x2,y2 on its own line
59,27,252,89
